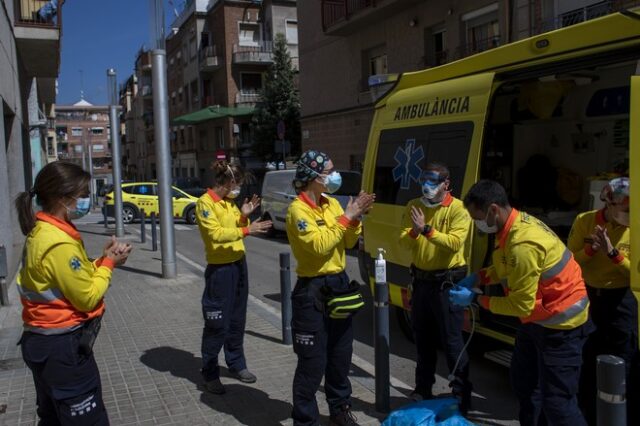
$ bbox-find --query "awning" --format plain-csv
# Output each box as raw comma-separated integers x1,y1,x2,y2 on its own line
172,106,255,125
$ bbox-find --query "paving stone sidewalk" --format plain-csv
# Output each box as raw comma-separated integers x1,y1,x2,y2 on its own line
0,223,406,425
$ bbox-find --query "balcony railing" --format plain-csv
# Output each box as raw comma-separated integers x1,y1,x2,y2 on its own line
15,0,62,28
232,42,274,65
235,92,261,106
455,36,501,60
322,0,376,31
199,45,222,72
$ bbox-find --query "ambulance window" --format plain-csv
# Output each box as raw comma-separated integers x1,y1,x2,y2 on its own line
373,122,473,205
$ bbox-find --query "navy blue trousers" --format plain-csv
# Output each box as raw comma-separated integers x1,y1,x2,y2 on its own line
410,267,471,397
21,330,109,426
579,286,640,425
291,272,353,426
201,257,249,382
511,321,592,426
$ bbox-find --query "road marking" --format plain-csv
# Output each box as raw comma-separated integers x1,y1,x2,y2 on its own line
174,250,413,392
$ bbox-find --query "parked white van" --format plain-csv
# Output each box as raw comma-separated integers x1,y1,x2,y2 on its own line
260,169,362,234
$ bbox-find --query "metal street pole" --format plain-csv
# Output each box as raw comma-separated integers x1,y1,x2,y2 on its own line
107,69,125,237
150,0,177,278
86,129,95,208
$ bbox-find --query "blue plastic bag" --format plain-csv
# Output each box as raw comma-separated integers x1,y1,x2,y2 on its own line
382,398,475,426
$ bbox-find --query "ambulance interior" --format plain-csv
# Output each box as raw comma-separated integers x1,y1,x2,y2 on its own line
478,60,634,332
481,61,634,240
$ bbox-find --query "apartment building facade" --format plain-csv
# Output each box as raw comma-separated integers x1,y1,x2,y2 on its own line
119,74,138,180
0,0,63,282
56,101,113,197
163,0,298,186
298,0,636,170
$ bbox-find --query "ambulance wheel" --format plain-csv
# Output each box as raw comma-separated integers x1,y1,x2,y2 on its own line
122,204,138,224
396,306,414,343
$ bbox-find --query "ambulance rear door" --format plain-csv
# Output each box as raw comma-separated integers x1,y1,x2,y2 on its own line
363,72,495,300
630,74,640,336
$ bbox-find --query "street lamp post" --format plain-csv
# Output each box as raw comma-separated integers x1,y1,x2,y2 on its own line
107,69,125,237
149,0,177,278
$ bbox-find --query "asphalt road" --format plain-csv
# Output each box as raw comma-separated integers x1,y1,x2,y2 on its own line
165,223,520,425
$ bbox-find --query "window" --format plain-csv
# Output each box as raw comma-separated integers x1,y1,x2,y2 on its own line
201,32,210,48
240,122,253,146
286,20,298,44
133,184,155,196
238,22,260,46
240,73,262,93
190,37,197,60
74,144,83,153
91,127,104,135
199,129,208,151
373,123,474,205
71,127,83,137
462,4,500,55
362,45,387,91
93,144,105,152
216,127,224,148
433,29,447,65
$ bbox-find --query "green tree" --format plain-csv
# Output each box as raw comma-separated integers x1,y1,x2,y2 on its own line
251,33,301,165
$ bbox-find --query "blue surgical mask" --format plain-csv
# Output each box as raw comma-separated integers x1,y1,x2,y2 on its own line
67,197,91,220
323,172,342,194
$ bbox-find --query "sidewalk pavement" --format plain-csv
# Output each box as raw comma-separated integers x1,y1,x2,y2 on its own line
0,221,411,425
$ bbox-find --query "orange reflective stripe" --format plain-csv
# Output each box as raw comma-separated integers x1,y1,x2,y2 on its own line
21,297,104,332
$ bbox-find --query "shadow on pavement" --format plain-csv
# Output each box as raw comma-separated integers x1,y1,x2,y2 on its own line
117,265,163,279
140,346,292,426
244,329,285,345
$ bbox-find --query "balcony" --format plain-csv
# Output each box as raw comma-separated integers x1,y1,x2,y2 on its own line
321,0,422,36
232,42,274,65
455,36,501,60
199,45,222,72
14,0,63,100
235,92,261,107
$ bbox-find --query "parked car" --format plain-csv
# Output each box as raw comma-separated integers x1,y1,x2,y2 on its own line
260,169,362,234
104,182,199,224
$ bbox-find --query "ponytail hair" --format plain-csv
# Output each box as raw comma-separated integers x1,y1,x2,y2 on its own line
15,161,91,235
211,160,247,187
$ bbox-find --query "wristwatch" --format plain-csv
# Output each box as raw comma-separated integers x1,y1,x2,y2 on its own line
607,248,620,259
421,224,432,236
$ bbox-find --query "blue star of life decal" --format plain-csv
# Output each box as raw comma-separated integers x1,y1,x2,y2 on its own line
202,210,210,218
69,257,82,271
297,219,308,232
392,139,424,190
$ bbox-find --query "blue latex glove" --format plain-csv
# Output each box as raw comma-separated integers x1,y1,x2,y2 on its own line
449,285,475,307
456,273,479,289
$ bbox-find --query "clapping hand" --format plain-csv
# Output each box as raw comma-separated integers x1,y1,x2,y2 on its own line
344,191,375,220
595,225,614,254
241,194,261,217
410,206,426,235
248,219,272,235
104,236,132,266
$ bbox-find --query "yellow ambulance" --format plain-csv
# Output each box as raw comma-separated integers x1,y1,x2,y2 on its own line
358,8,640,345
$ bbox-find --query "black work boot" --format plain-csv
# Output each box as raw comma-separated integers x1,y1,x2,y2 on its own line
450,377,472,416
409,387,433,402
203,379,226,394
329,404,359,426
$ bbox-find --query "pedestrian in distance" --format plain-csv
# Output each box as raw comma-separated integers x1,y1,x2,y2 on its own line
569,177,638,424
398,163,473,414
15,161,132,425
286,150,375,426
451,180,592,426
195,160,272,394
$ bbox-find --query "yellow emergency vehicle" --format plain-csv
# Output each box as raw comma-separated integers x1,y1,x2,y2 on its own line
358,9,640,346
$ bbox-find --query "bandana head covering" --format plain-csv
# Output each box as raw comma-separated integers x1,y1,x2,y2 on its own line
601,177,629,205
293,150,330,192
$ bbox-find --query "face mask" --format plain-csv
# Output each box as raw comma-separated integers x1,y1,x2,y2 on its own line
474,210,498,234
613,211,630,227
66,197,91,220
421,197,441,208
227,188,241,199
323,171,342,194
422,182,442,200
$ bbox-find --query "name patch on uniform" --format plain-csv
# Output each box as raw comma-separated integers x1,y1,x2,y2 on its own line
316,220,326,226
69,257,82,271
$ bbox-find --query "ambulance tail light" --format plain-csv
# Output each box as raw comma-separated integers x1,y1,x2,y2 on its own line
368,73,399,103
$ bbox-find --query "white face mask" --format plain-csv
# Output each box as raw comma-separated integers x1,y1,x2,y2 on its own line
421,197,441,208
227,188,241,199
474,210,498,234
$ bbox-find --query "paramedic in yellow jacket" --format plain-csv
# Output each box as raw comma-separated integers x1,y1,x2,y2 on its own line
451,180,591,426
15,161,132,425
569,177,637,425
399,163,472,413
286,150,374,426
196,160,272,395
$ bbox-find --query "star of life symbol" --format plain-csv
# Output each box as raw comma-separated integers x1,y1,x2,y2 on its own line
297,219,308,232
69,257,82,271
392,139,424,190
202,210,210,219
